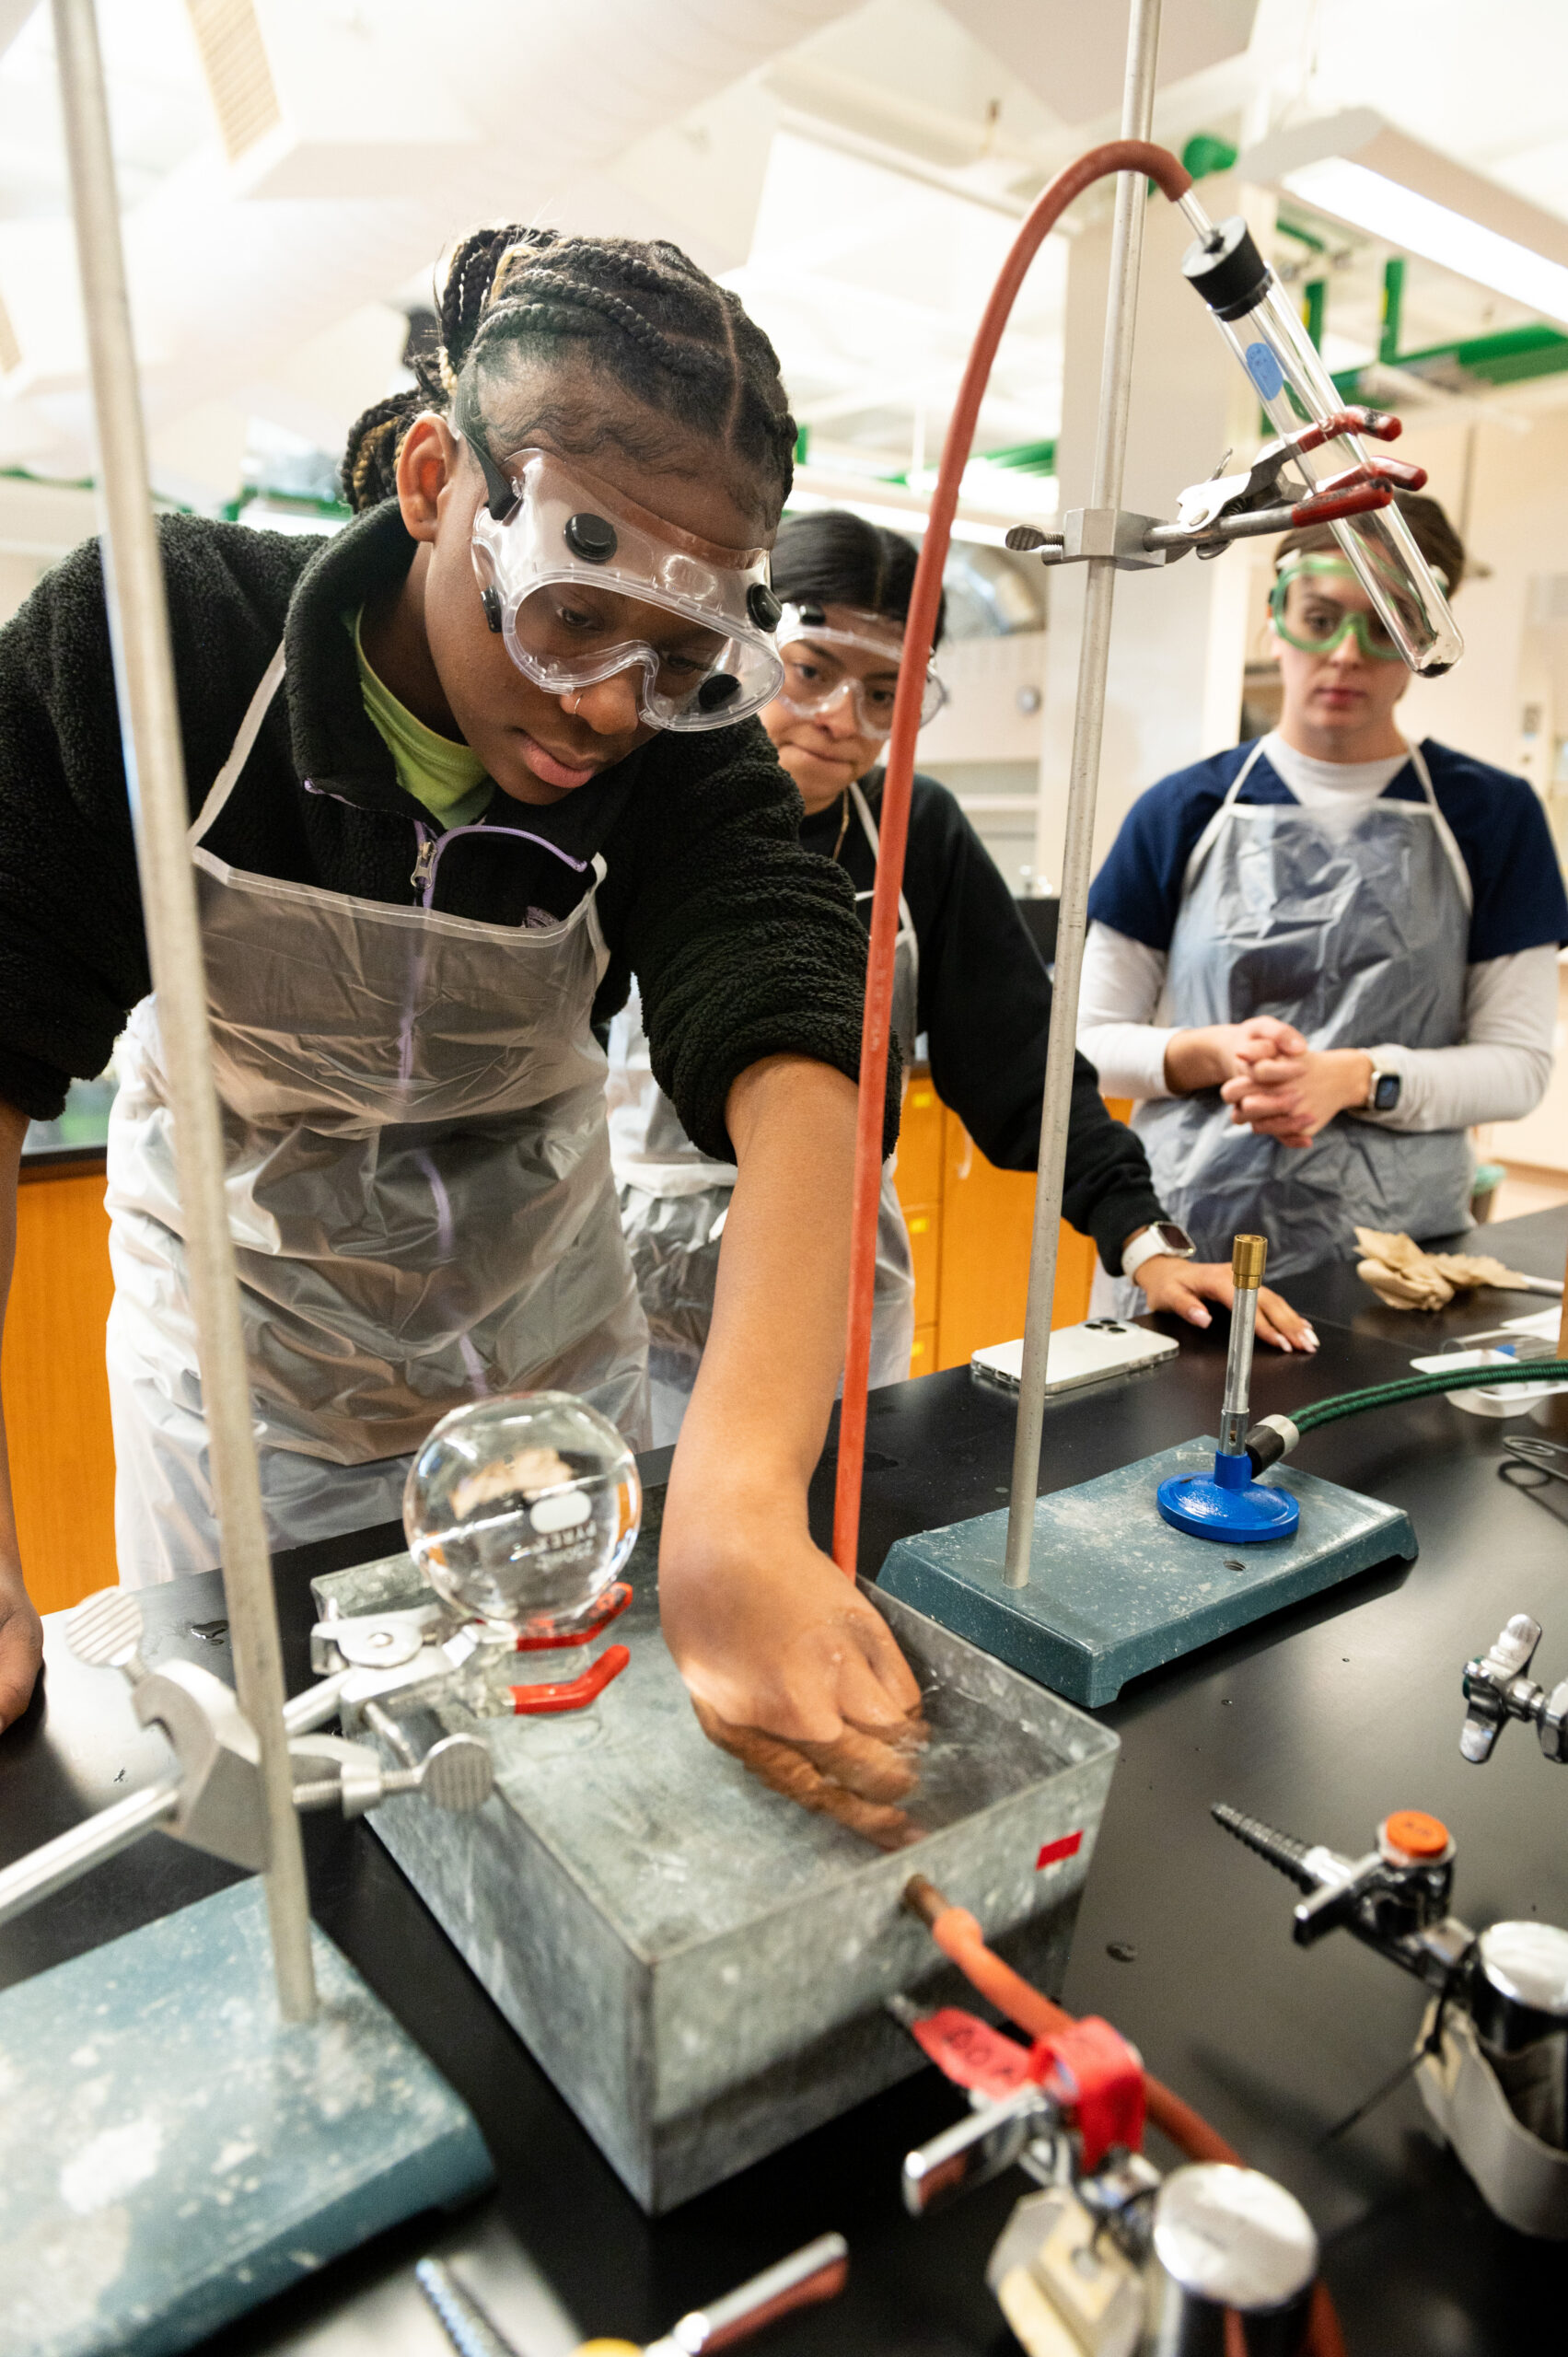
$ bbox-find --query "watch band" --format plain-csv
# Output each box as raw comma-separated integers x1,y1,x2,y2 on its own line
1121,1225,1191,1285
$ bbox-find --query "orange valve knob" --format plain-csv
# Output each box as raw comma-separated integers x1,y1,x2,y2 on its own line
1380,1809,1451,1863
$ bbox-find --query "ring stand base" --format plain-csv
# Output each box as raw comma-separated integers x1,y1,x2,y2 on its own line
0,1879,492,2357
878,1436,1416,1707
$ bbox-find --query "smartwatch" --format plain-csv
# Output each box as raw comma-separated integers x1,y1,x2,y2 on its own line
1365,1063,1402,1114
1121,1221,1197,1284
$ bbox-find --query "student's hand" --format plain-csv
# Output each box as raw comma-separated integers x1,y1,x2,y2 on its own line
1132,1256,1318,1353
1221,1046,1373,1149
660,1497,929,1850
0,1561,42,1732
1163,1016,1307,1097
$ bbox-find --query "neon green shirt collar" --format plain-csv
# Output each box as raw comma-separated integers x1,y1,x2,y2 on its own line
350,609,493,826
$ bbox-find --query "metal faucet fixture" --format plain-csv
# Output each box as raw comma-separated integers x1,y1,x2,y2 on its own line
1460,1614,1568,1764
890,1991,1318,2354
1213,1800,1474,1989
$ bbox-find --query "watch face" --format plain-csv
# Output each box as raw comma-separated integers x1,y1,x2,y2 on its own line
1155,1221,1196,1257
1373,1073,1401,1113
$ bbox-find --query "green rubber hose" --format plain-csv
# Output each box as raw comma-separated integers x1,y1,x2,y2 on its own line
1243,1353,1568,1473
1291,1355,1568,1433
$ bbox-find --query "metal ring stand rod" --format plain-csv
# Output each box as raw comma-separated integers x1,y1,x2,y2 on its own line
1002,0,1162,1588
51,0,316,2018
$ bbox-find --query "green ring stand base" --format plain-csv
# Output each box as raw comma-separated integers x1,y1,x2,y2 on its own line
0,1878,493,2357
877,1436,1417,1708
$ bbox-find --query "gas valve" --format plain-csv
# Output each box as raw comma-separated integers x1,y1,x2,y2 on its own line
1461,1613,1568,1764
891,1993,1318,2353
1214,1799,1568,2238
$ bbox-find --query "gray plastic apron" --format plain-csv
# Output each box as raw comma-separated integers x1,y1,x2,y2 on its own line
106,644,648,1585
608,777,918,1447
1121,737,1473,1293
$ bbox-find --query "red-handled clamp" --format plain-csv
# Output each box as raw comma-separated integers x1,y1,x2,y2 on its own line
1287,482,1394,528
1028,2016,1145,2171
1312,454,1426,499
1289,404,1401,454
511,1580,633,1653
510,1642,630,1715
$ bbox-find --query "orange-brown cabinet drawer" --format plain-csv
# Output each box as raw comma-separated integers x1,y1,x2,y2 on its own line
894,1077,944,1209
901,1203,939,1309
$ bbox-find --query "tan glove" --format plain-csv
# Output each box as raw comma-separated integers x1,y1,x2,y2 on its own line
1354,1227,1542,1313
691,1695,930,1851
1430,1250,1540,1294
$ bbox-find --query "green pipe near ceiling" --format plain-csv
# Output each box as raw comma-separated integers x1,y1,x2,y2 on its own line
1337,319,1568,397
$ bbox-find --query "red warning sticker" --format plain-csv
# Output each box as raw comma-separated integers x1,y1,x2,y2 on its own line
910,2007,1034,2098
1035,1829,1084,1870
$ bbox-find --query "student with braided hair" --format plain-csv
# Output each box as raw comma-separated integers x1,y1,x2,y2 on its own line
0,225,924,1840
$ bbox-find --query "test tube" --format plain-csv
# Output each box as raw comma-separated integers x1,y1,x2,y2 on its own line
1220,1236,1267,1460
1178,198,1463,678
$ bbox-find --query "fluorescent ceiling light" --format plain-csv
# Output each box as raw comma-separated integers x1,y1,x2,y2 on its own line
783,477,1017,550
1239,110,1568,330
906,459,1059,517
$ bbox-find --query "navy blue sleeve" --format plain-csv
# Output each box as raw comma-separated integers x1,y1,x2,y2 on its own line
1086,748,1247,951
1424,743,1568,962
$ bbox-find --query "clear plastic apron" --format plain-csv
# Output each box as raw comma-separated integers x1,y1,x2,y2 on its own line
1119,737,1473,1292
607,776,918,1446
106,644,648,1583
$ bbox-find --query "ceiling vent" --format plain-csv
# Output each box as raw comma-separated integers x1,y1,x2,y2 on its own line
184,0,479,199
184,0,283,166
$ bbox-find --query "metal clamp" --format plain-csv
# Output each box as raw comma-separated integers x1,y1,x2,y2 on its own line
309,1588,633,1731
0,1586,496,1935
1005,407,1421,580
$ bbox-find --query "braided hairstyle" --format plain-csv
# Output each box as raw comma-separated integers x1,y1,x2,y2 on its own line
343,226,796,523
772,509,948,649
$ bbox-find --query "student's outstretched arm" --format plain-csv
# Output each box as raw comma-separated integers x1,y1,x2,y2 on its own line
658,1053,925,1846
0,1100,42,1730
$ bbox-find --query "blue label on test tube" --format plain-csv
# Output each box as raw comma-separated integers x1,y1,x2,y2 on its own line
1245,342,1284,401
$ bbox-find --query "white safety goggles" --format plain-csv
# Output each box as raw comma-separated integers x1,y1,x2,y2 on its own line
460,411,785,732
772,602,947,740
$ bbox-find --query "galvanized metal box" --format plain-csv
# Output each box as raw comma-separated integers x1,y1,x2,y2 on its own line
313,1493,1118,2213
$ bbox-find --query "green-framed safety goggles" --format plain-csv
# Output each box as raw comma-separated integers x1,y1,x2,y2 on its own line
1269,554,1405,664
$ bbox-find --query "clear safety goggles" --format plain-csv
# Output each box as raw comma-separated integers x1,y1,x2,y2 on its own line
772,602,947,740
459,400,785,732
1270,554,1406,665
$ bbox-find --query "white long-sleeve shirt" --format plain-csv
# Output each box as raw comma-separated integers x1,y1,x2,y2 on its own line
1080,734,1559,1132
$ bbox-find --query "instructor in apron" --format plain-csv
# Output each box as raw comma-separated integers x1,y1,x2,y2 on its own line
1080,494,1568,1301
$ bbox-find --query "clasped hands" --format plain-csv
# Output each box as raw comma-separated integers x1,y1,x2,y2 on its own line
1165,1017,1373,1152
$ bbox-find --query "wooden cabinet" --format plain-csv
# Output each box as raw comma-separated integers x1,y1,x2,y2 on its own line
893,1077,1135,1375
2,1089,1144,1609
4,1157,118,1615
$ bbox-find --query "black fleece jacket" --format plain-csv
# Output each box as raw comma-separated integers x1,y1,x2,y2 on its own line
803,772,1165,1275
0,502,895,1164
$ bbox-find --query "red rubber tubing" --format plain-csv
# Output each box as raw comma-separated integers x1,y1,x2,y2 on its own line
911,1888,1347,2357
831,138,1193,1577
